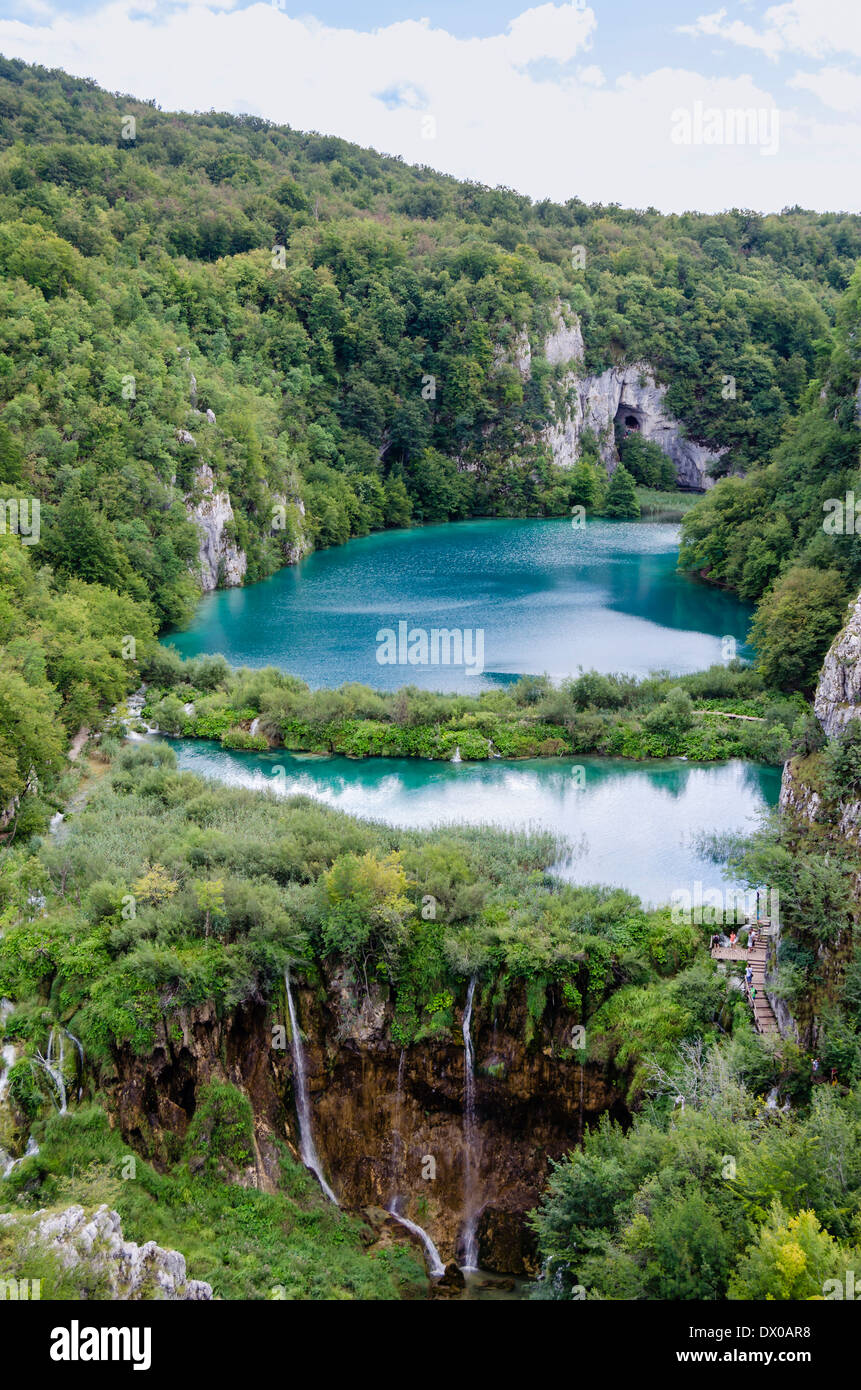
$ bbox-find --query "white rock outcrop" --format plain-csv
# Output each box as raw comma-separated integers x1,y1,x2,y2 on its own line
185,463,247,592
780,589,861,838
543,361,723,489
0,1204,212,1300
813,591,861,738
543,303,584,367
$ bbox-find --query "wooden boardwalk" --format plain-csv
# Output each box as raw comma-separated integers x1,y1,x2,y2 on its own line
711,928,779,1036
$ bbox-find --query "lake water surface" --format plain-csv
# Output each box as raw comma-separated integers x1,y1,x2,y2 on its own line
168,740,779,907
166,518,753,691
164,517,771,902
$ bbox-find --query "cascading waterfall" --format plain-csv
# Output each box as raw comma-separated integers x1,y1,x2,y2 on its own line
284,970,339,1205
0,997,13,1106
2,1135,39,1179
460,975,479,1269
384,1048,446,1277
0,1040,14,1105
579,1059,585,1140
38,1027,67,1114
387,1198,446,1278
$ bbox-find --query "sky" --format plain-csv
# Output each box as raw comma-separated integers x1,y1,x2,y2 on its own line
0,0,859,213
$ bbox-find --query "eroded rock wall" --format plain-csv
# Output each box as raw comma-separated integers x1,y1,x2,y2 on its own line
544,361,723,488
814,591,861,739
495,298,722,489
184,463,248,592
105,982,626,1275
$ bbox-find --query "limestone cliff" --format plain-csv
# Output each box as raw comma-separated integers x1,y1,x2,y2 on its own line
495,297,723,489
776,589,861,1046
544,360,722,489
184,463,248,592
813,591,861,738
781,589,861,837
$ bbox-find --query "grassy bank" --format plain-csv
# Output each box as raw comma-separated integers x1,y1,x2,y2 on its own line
139,655,809,767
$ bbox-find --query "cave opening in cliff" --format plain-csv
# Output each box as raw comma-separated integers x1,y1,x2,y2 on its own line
623,414,640,430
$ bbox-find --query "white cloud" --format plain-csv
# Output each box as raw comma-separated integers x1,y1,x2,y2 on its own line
678,8,784,61
577,64,605,87
0,1,858,212
502,2,595,65
681,1,861,62
789,65,861,114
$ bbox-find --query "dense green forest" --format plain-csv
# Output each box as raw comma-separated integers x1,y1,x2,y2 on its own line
1,56,860,811
680,266,861,688
533,749,861,1300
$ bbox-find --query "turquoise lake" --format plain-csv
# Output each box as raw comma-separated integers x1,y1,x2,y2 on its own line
167,741,780,907
164,517,775,903
166,518,753,691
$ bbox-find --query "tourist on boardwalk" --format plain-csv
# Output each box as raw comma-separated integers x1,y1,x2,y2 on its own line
729,929,737,947
745,964,753,986
748,927,757,952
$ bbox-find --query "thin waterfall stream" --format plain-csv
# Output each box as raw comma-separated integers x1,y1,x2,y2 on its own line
284,970,339,1205
387,1198,446,1278
460,975,479,1269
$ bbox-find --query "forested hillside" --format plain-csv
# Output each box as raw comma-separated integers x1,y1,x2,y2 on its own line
1,54,861,808
681,266,861,690
1,54,860,591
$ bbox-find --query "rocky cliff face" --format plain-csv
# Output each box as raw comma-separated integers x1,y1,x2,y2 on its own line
0,1204,212,1299
105,980,627,1276
776,590,861,1045
781,589,861,838
496,298,722,489
184,463,248,592
544,360,722,489
543,302,585,367
813,592,861,738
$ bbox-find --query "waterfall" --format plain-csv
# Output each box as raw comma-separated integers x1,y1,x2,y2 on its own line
460,975,479,1269
387,1199,445,1277
579,1059,585,1140
249,717,260,737
451,745,462,763
0,1040,15,1106
284,970,339,1205
389,1047,406,1200
38,1027,67,1114
2,1135,39,1179
0,997,13,1106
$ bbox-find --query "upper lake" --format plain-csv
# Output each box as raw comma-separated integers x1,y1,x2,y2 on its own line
166,518,753,691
